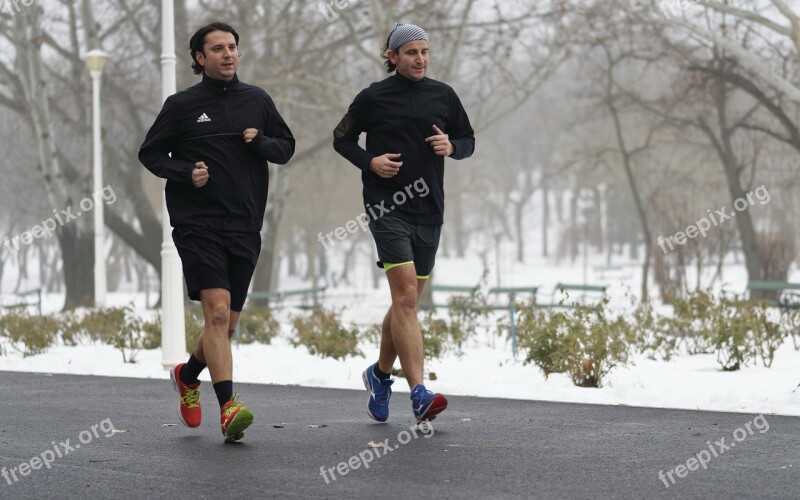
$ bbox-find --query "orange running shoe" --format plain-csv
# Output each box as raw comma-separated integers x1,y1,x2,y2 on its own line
170,363,202,428
220,394,253,443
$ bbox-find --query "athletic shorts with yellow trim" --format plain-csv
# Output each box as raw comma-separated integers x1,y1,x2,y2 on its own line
368,215,442,279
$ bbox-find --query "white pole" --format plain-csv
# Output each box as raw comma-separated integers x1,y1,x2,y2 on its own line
91,69,107,307
160,0,186,369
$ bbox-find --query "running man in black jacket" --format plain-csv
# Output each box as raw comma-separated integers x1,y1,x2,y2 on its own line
139,22,295,443
333,23,475,423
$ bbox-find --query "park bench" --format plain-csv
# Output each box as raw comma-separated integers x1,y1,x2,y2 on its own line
420,284,538,357
247,286,327,309
234,286,327,343
746,280,800,310
488,286,539,357
1,287,43,315
547,283,608,307
419,284,479,310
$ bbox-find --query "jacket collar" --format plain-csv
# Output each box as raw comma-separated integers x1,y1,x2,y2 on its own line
201,73,240,92
392,72,426,87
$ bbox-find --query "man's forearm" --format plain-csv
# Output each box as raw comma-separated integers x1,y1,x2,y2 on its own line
333,139,374,171
250,132,295,165
138,148,194,182
448,137,475,160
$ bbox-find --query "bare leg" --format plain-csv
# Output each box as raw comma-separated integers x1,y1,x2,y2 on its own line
192,310,240,362
382,264,428,388
377,278,428,376
192,289,233,384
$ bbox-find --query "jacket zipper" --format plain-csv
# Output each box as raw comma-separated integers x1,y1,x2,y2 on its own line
223,85,231,129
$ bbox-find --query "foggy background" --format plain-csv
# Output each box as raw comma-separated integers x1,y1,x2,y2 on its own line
0,0,797,310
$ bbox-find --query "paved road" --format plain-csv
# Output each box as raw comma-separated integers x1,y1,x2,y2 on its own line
0,371,797,499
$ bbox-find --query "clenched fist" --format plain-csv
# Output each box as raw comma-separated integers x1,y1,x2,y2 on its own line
243,128,259,143
369,153,403,179
192,161,209,188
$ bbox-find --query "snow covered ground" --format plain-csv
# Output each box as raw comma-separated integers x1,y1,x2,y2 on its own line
2,254,799,418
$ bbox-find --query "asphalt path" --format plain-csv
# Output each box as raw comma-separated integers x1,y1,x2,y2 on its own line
0,371,797,499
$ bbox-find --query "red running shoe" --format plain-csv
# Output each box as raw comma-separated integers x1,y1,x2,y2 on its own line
170,363,202,428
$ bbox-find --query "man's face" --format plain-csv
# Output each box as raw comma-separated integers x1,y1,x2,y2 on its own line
195,30,238,81
389,40,429,81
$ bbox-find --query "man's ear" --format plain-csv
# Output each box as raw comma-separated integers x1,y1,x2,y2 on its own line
387,49,398,64
195,50,206,68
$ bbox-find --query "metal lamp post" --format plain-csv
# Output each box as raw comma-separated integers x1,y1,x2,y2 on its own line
160,0,187,369
86,49,108,307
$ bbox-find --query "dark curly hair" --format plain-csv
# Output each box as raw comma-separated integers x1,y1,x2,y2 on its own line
381,32,396,73
189,22,240,75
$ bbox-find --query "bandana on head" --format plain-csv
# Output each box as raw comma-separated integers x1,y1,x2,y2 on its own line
388,23,428,53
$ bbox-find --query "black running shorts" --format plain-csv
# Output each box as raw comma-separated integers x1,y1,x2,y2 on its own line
171,226,261,312
368,215,442,279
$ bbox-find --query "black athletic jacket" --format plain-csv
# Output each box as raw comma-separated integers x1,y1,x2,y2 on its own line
139,74,295,232
333,73,475,225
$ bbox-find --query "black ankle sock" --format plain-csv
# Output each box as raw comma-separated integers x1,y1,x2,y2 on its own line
374,364,391,380
180,354,206,386
213,380,234,408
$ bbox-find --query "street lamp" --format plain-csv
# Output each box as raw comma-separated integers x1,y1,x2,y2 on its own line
86,49,107,307
160,0,187,369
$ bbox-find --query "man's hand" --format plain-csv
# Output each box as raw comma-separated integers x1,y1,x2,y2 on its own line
369,153,403,178
192,161,209,188
243,128,259,143
425,125,453,156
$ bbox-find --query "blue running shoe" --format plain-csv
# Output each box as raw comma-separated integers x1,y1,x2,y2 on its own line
411,384,448,423
362,363,394,422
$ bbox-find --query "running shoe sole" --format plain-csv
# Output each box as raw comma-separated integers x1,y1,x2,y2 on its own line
416,394,448,424
224,407,254,444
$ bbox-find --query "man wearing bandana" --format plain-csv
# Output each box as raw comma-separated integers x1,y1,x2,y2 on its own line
333,23,475,423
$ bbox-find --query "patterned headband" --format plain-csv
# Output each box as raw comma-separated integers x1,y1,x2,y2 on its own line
388,23,429,52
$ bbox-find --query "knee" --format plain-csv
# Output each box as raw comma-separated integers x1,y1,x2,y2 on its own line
393,285,418,313
207,303,230,330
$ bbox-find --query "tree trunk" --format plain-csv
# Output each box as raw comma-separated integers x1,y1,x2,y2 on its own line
58,225,94,309
452,190,467,258
604,52,652,301
514,200,525,263
569,188,579,262
252,164,286,295
542,176,549,258
698,69,763,284
20,6,95,309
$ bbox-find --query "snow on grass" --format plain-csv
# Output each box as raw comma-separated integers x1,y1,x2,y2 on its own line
1,285,799,417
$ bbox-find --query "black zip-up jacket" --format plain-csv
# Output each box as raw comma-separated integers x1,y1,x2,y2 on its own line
139,74,295,232
333,73,475,225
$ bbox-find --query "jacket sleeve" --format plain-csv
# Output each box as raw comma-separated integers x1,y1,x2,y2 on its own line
447,90,475,160
248,93,296,165
332,89,375,171
138,95,195,183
